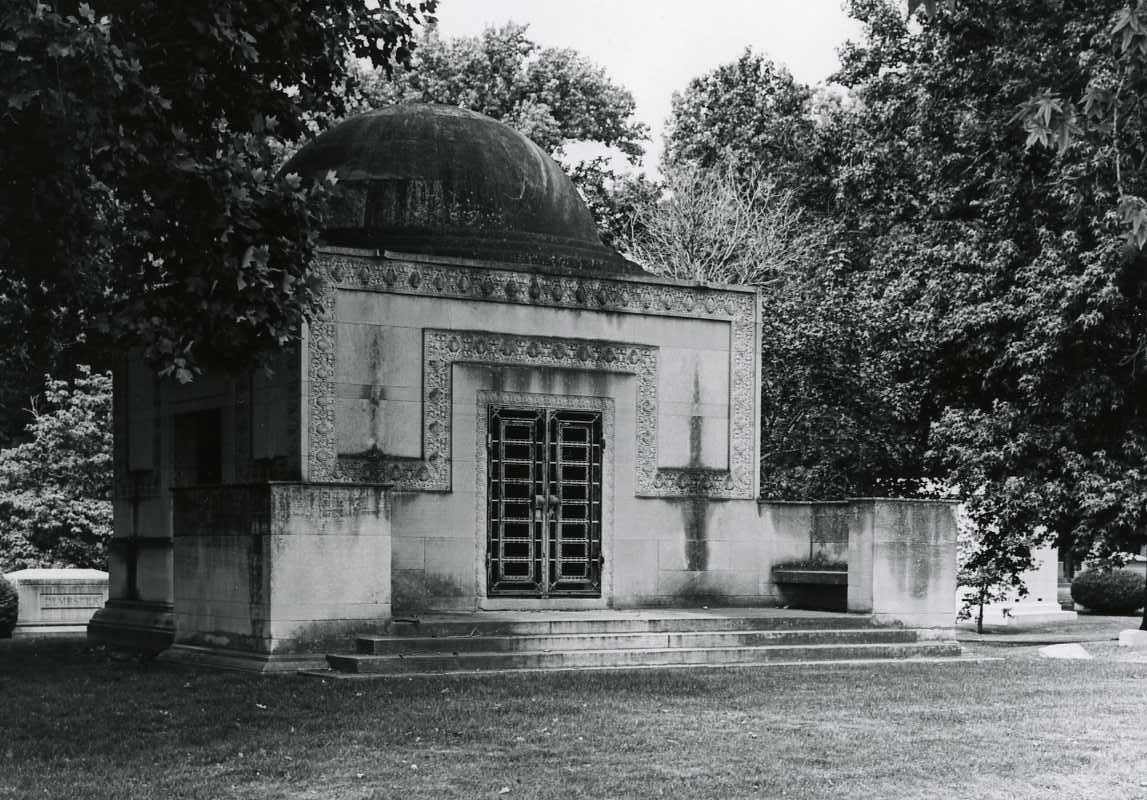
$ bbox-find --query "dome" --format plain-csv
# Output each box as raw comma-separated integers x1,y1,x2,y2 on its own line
283,104,642,275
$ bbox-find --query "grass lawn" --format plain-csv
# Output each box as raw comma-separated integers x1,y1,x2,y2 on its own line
2,638,1146,800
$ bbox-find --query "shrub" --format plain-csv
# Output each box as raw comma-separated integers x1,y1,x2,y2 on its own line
0,367,112,572
0,576,17,637
773,554,848,572
1070,569,1145,613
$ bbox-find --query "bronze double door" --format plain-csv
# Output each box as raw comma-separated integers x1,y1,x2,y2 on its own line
486,406,603,598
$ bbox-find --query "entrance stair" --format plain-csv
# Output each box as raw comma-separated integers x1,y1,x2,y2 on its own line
319,608,963,676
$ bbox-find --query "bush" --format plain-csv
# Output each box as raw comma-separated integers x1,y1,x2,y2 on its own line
773,554,848,572
775,553,848,571
1070,569,1145,613
0,367,112,572
0,576,17,637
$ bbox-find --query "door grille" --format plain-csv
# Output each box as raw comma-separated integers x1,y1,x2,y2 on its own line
487,406,603,597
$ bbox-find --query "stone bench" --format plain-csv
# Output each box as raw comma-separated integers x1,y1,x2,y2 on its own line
772,568,848,612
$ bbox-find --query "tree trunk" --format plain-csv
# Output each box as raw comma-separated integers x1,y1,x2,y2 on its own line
1140,565,1146,631
977,593,985,635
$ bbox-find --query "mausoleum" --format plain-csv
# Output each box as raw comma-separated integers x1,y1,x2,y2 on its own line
90,104,960,671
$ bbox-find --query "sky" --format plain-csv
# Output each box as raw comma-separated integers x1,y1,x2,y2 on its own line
432,0,864,173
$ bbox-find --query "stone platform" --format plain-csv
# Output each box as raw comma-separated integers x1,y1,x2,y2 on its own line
311,608,964,677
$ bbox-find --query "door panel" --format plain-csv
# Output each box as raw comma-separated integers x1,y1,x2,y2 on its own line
487,406,603,598
487,408,546,596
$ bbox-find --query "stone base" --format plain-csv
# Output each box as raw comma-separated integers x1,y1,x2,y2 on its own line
978,603,1078,626
171,482,393,662
87,601,175,653
158,644,328,673
13,624,90,638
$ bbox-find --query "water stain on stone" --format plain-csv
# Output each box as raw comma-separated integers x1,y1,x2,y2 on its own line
367,328,386,453
682,368,708,571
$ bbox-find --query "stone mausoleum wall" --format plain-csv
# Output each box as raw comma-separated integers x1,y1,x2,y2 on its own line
91,248,959,667
306,251,764,612
90,346,302,652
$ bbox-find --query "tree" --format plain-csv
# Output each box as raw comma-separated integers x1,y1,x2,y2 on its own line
825,0,1147,626
621,160,922,498
623,163,820,286
567,158,660,250
0,367,112,571
0,1,437,444
658,44,938,499
663,49,831,209
658,3,1147,631
348,22,649,242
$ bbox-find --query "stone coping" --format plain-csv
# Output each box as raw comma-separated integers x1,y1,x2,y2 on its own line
168,480,395,492
4,568,108,583
318,246,760,295
758,498,959,506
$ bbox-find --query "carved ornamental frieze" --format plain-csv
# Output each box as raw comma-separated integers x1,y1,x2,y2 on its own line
306,253,759,499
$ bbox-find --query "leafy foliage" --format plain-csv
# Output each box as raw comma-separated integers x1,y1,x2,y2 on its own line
772,555,848,572
0,367,112,571
829,0,1147,612
0,576,16,637
658,45,936,499
758,255,932,500
568,158,660,249
1013,0,1147,248
663,50,827,208
660,1,1147,624
0,0,436,439
1070,568,1146,612
348,22,648,243
351,22,647,161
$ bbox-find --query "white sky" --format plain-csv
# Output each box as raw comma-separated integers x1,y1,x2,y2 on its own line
433,0,863,173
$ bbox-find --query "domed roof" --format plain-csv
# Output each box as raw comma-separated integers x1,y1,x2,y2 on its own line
283,104,642,275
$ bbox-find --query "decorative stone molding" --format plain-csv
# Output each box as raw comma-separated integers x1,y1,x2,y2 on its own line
335,329,660,489
474,391,615,599
172,482,390,538
322,253,756,322
305,254,759,499
305,285,340,484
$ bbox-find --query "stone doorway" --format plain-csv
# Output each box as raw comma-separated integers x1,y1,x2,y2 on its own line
486,406,603,598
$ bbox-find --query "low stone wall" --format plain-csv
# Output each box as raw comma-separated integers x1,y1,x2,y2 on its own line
760,498,958,628
166,482,391,670
5,569,109,636
846,499,958,628
760,501,850,567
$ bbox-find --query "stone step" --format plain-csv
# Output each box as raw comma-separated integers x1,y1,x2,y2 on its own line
382,613,879,639
356,627,925,656
327,640,964,675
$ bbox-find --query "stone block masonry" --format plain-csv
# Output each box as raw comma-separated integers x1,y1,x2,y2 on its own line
761,498,959,628
163,482,391,672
